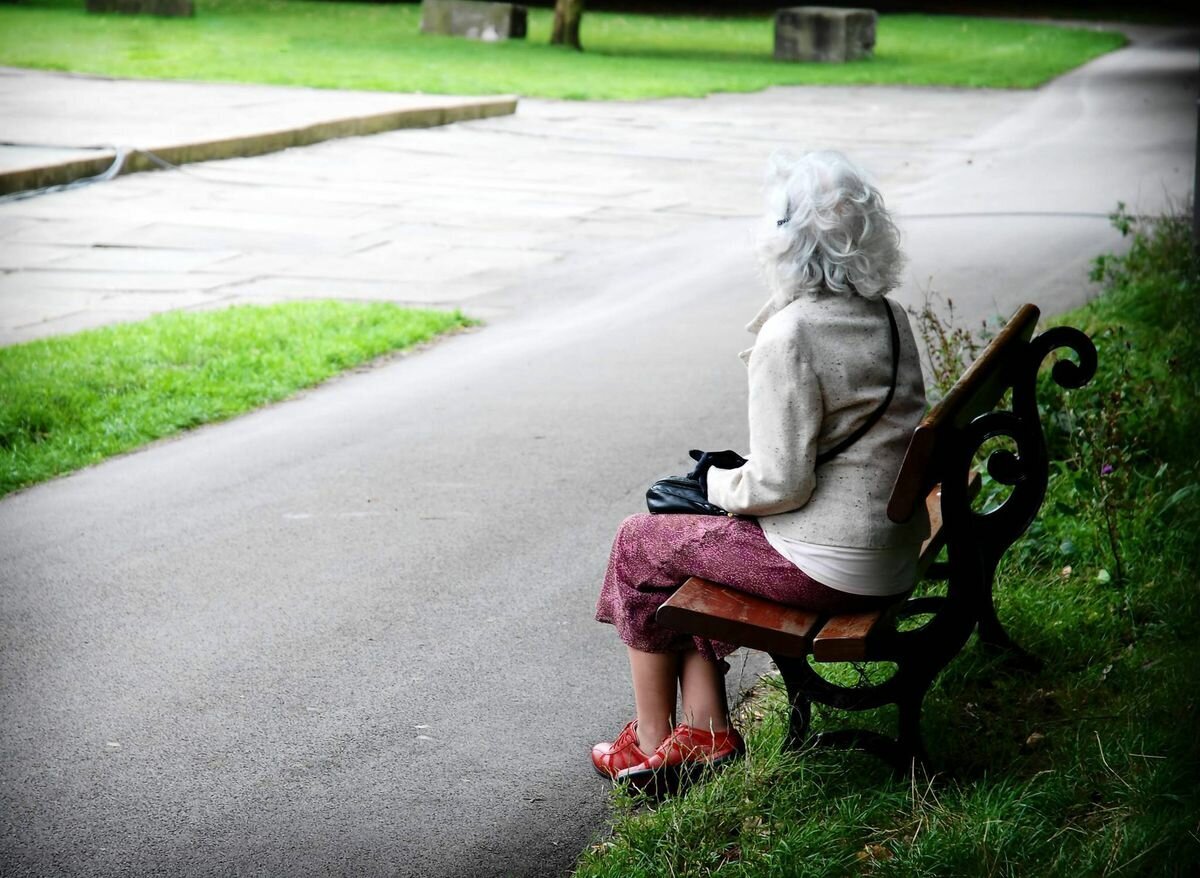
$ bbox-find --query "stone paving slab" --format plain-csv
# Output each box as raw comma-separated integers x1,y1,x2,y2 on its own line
0,67,517,195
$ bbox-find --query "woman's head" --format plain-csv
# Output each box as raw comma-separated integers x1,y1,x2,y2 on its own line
756,150,903,303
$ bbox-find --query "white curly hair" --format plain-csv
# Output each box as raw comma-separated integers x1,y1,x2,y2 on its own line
756,149,903,303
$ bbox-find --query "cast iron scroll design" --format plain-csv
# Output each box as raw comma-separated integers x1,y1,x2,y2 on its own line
947,324,1097,655
781,321,1097,769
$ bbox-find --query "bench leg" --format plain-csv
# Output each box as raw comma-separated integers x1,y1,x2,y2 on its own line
770,654,933,773
976,595,1043,671
807,686,929,774
771,654,812,750
896,690,929,769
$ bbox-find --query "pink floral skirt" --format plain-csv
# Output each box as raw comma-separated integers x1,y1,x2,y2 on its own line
595,513,884,664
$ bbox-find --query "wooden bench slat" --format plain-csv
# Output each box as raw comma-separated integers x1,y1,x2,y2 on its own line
887,304,1039,524
917,485,945,575
657,577,822,659
917,470,982,573
810,610,883,662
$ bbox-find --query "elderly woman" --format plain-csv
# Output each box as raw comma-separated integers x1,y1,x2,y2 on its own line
592,150,930,789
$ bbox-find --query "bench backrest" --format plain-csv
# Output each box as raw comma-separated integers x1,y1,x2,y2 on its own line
886,304,1041,524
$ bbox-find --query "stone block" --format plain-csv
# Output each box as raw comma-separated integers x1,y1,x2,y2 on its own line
774,6,877,63
86,0,194,17
420,0,527,42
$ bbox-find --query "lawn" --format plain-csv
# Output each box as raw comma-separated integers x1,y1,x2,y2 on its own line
574,211,1200,877
0,300,472,496
0,0,1126,99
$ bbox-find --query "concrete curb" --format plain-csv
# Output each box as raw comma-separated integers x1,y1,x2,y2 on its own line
0,95,518,195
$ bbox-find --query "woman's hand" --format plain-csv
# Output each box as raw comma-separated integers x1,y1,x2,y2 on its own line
687,449,748,493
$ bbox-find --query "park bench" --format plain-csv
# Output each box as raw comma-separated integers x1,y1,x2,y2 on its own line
657,303,1097,768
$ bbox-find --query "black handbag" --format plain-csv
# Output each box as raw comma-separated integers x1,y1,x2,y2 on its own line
645,449,747,516
644,474,734,517
645,299,900,517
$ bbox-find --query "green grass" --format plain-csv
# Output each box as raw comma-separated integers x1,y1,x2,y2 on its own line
0,0,1126,99
574,213,1200,877
0,300,472,496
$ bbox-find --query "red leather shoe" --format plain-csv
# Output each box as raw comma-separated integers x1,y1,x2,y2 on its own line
616,723,746,795
591,720,653,780
668,723,746,766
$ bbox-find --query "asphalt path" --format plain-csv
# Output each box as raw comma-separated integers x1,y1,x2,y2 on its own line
1,25,1196,878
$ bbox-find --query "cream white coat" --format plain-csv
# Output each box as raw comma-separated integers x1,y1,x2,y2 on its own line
706,292,930,551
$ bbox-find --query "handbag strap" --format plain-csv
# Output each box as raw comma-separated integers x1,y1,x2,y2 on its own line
815,298,901,467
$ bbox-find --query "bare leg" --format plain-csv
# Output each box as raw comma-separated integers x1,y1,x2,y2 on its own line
679,649,730,734
627,647,679,752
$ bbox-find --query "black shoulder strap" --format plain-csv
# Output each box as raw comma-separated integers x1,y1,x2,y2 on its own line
815,298,901,467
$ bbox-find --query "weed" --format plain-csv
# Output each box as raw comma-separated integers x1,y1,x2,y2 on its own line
908,291,991,401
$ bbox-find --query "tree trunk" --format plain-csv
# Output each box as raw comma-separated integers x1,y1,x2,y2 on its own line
551,0,584,50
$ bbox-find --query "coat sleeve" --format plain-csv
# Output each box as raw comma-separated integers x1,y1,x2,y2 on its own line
705,323,823,516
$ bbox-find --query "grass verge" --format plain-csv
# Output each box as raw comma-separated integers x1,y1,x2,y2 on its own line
0,300,472,497
0,0,1126,99
574,211,1200,876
